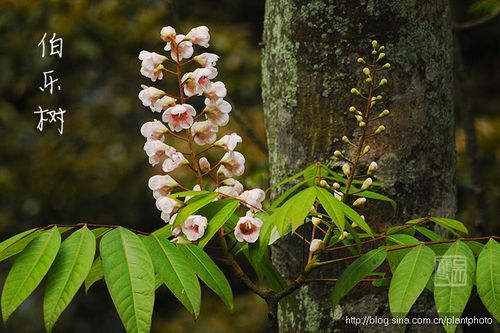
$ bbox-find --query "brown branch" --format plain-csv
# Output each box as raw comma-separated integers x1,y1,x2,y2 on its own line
454,8,500,30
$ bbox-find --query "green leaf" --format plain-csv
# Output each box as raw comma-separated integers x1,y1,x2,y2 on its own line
273,187,316,235
91,227,111,239
143,235,201,317
316,187,345,232
270,178,310,209
389,245,435,319
178,244,233,311
351,189,396,210
343,222,362,254
248,213,274,270
100,227,155,333
173,193,218,228
415,226,444,241
169,190,210,198
476,239,500,321
1,227,61,324
465,241,483,256
84,257,103,293
331,248,387,308
386,234,421,246
342,202,373,236
0,229,42,263
434,241,475,333
430,217,468,235
198,200,240,249
44,226,96,332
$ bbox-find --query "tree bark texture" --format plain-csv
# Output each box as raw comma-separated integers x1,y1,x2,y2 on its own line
262,0,456,332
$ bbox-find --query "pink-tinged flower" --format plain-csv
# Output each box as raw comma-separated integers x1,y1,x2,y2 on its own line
144,139,176,166
205,100,231,126
139,51,166,81
216,178,244,197
234,211,262,243
162,151,189,173
198,157,211,172
186,26,210,47
215,133,242,151
367,161,378,175
191,121,218,145
152,95,177,113
140,120,168,141
218,151,245,177
165,34,193,61
162,104,196,132
194,53,219,67
182,67,218,97
139,85,166,112
160,26,176,42
148,174,178,199
204,81,227,105
181,215,208,241
238,188,265,212
155,196,182,222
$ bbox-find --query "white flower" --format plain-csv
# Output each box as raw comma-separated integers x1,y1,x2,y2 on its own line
214,133,241,151
139,85,166,112
140,120,168,141
156,196,182,222
160,26,176,42
139,51,166,81
205,100,232,127
181,215,208,241
162,151,189,173
238,188,265,212
215,178,244,197
218,151,245,177
162,104,196,132
148,175,178,199
165,34,193,61
309,239,324,254
234,211,262,243
186,26,210,47
144,139,175,166
152,95,177,113
182,67,218,97
191,121,218,145
194,53,219,67
204,81,227,105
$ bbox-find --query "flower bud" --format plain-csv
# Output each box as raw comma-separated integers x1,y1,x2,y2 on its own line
353,197,366,206
339,230,349,240
376,95,383,100
379,109,390,117
372,50,377,55
350,88,360,95
351,222,358,228
367,161,378,174
357,57,365,64
377,53,385,61
348,106,357,113
359,121,366,128
334,150,343,158
363,67,370,76
382,63,391,69
378,78,388,87
342,136,349,143
332,182,341,190
309,239,324,254
334,191,343,201
312,216,321,226
319,179,329,187
342,163,351,176
355,115,364,122
372,40,378,49
361,177,373,190
362,145,370,154
379,46,385,51
360,215,365,220
199,157,211,172
365,77,372,84
374,125,385,134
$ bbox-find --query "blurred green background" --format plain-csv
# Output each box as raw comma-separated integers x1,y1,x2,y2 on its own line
0,0,498,332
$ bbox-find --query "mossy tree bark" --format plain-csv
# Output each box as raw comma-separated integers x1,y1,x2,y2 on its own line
262,0,455,332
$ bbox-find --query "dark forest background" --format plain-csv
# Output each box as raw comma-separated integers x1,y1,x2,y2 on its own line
0,0,498,332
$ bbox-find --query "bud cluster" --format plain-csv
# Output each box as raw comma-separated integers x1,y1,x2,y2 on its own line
139,26,264,243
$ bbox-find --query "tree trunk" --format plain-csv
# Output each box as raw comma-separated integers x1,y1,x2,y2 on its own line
262,0,456,332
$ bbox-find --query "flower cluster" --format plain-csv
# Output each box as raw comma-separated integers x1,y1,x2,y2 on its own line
139,25,264,243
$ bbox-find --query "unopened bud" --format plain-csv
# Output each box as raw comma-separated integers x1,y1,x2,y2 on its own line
382,63,391,69
365,77,372,84
332,182,341,190
355,115,364,122
309,239,324,254
312,216,321,226
378,78,388,87
334,150,343,158
334,191,343,201
348,106,356,112
376,95,383,100
375,125,385,134
319,179,329,187
377,53,385,61
363,67,370,76
379,46,385,52
379,109,390,117
351,222,358,228
310,205,316,212
357,57,365,64
342,163,351,176
199,157,211,172
342,136,349,143
359,121,366,128
361,177,373,190
353,197,367,206
372,40,378,49
350,88,360,95
363,145,370,154
367,161,378,174
360,215,365,220
339,230,349,240
372,50,377,55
